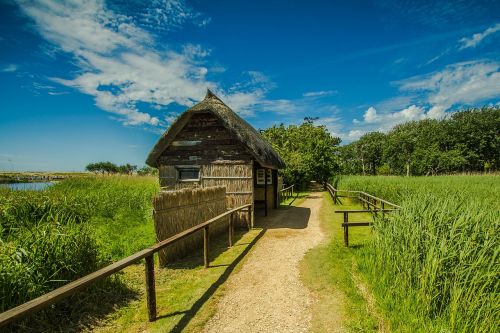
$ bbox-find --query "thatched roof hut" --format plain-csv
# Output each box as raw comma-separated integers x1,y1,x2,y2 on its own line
146,90,285,222
146,90,285,169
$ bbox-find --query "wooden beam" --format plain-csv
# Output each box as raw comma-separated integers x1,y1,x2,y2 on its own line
343,212,349,247
272,169,278,209
203,226,210,268
145,255,156,322
341,222,373,227
264,168,268,217
228,213,233,247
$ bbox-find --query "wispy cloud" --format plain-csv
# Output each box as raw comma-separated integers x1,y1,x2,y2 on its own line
1,64,18,72
15,0,284,127
459,23,500,49
345,60,500,140
398,60,500,117
302,90,337,97
15,0,315,128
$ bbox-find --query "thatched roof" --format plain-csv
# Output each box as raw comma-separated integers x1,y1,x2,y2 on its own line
146,90,285,169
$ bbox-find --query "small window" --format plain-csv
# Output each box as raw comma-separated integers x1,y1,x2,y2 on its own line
256,169,272,185
176,166,200,181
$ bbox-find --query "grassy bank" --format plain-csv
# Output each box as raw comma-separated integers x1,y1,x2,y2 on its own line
0,176,159,330
336,175,499,332
300,192,383,332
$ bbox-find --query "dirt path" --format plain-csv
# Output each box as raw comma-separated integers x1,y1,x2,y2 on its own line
202,192,326,333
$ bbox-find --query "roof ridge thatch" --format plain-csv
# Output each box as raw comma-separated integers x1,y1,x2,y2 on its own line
146,90,285,169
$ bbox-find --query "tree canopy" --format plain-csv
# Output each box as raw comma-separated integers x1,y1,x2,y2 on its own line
339,107,500,176
261,118,341,188
85,162,137,175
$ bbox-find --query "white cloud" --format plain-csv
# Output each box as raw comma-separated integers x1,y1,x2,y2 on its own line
344,60,500,142
459,23,500,49
16,0,277,126
398,60,500,117
353,105,426,132
17,0,314,128
1,64,18,72
363,106,378,123
302,90,337,97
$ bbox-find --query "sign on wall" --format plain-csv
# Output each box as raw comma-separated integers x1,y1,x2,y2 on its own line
256,169,272,185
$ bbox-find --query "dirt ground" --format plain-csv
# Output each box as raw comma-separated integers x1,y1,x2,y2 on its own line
202,192,330,333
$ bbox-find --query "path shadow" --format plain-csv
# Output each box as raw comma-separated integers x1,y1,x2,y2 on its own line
254,205,311,230
159,228,267,332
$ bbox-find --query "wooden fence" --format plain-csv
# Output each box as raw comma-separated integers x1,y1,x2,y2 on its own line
279,184,294,204
0,203,252,328
325,183,401,246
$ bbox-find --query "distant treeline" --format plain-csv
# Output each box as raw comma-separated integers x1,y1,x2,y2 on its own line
339,107,499,176
85,162,157,176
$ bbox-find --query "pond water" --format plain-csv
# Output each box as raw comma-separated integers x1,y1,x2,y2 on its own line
0,182,54,191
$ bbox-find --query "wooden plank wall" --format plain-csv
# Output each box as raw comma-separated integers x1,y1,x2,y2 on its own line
158,112,253,166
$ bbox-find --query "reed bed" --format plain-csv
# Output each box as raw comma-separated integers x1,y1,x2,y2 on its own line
153,186,227,266
338,175,500,332
0,176,159,313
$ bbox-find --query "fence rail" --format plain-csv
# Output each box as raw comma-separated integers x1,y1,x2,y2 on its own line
279,184,294,203
0,203,253,328
325,183,400,246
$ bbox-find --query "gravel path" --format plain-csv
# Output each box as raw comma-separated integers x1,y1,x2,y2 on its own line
203,192,325,333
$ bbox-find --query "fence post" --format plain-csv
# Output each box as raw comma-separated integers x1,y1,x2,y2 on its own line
145,255,156,322
203,226,209,268
343,212,349,247
228,213,233,247
249,205,254,229
382,202,385,218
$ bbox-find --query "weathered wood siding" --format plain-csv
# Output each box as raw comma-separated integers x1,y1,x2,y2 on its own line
158,112,253,166
157,112,254,228
254,186,274,209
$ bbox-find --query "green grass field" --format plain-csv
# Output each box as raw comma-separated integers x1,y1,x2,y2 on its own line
1,175,498,332
335,175,499,332
0,176,159,330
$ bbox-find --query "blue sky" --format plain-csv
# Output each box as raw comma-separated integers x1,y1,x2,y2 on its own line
1,0,500,171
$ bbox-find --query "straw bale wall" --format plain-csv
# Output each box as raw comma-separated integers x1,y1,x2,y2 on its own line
201,163,253,228
153,186,227,266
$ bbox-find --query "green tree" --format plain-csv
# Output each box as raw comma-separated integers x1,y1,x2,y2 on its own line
356,132,386,175
261,118,341,188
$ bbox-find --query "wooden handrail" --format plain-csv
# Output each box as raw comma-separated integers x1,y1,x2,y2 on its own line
0,203,252,328
326,182,402,246
358,191,401,209
335,209,398,213
326,184,401,209
279,184,294,204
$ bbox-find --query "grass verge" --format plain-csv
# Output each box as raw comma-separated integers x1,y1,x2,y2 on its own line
300,191,383,332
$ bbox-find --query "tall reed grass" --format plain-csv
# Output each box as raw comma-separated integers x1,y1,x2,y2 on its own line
0,175,159,313
338,175,499,332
